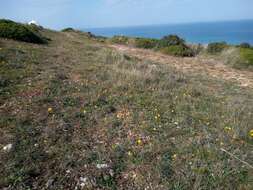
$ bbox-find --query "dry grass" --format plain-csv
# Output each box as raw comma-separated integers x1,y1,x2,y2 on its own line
0,30,253,190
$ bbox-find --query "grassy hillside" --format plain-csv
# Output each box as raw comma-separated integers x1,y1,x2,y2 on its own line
0,28,253,190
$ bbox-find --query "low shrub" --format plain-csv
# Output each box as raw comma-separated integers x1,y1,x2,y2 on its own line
135,38,159,49
0,19,46,44
207,42,228,54
61,28,75,32
111,36,130,45
239,43,251,49
156,35,194,57
160,44,194,57
158,35,185,48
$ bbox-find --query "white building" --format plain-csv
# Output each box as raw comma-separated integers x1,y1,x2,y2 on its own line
28,20,38,26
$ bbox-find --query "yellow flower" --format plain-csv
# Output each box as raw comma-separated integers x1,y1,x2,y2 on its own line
137,139,142,145
249,129,253,137
48,107,53,113
83,109,87,114
172,154,177,160
224,126,232,131
128,151,133,156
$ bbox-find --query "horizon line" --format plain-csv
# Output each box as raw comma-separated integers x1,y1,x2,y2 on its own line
84,18,253,30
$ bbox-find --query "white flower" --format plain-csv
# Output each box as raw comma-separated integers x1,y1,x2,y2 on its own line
3,144,12,151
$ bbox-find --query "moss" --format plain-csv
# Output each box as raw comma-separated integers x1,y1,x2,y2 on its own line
0,19,46,44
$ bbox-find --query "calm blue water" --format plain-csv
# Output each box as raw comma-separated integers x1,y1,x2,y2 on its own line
86,20,253,45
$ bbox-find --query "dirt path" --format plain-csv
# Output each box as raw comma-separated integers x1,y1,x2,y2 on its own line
109,44,253,88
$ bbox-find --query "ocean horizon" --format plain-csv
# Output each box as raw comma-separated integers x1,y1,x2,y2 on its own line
85,20,253,45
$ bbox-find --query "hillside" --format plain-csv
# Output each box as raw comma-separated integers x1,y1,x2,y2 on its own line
0,27,253,190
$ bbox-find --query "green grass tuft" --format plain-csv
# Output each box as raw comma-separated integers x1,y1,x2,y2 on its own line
240,48,253,66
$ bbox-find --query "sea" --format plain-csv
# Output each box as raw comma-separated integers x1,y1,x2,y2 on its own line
86,20,253,45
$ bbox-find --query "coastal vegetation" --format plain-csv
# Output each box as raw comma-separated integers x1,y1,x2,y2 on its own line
109,34,253,69
110,34,194,57
0,20,253,189
0,19,47,44
206,42,228,54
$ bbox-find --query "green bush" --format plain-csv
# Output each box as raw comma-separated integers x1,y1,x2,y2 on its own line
155,35,194,57
207,42,228,54
158,35,185,48
161,44,194,57
135,38,159,49
0,19,46,44
61,28,75,32
239,43,251,49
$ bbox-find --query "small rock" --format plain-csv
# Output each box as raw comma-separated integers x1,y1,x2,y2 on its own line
46,179,54,188
66,169,71,174
79,177,88,187
3,144,12,151
96,163,108,169
109,169,114,176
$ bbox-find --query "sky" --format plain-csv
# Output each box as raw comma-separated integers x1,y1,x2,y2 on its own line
0,0,253,30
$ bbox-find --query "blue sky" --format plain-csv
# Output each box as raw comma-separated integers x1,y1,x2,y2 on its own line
0,0,253,29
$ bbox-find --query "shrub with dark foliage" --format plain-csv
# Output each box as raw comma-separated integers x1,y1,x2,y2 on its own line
161,45,194,57
239,43,251,49
157,35,194,57
135,38,159,49
207,42,228,54
61,28,76,32
158,35,185,48
0,19,46,44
